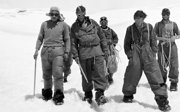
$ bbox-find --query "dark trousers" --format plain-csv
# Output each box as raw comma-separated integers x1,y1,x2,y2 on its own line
158,43,179,83
122,44,167,97
80,55,108,92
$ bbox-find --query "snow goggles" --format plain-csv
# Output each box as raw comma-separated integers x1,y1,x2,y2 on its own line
50,13,59,17
100,17,107,21
162,13,170,16
76,12,85,17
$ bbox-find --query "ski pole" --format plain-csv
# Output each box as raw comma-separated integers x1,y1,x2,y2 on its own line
78,63,89,83
33,59,37,96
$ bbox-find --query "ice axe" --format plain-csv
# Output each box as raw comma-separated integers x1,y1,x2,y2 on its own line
33,58,37,97
77,63,89,83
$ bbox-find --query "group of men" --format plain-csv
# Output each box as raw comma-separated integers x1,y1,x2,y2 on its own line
33,6,179,112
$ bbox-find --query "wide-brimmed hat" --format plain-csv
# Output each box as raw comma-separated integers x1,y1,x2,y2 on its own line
60,14,65,21
46,6,60,16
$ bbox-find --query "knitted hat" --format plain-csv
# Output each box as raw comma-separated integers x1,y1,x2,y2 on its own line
76,5,86,13
100,16,107,21
162,8,170,16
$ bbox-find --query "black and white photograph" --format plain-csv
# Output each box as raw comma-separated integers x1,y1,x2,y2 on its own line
0,0,180,112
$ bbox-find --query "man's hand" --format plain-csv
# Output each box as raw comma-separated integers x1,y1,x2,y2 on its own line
171,35,180,42
126,50,132,59
170,36,176,42
74,57,80,64
156,36,170,42
176,35,180,39
64,52,69,61
33,49,39,60
162,37,170,41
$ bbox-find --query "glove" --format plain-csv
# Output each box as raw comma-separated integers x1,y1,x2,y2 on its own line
74,57,80,64
171,35,177,42
63,52,69,61
33,49,39,60
113,44,116,47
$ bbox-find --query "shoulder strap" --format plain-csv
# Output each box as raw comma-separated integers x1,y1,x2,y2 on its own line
131,25,134,42
155,22,160,36
172,21,174,35
147,23,149,41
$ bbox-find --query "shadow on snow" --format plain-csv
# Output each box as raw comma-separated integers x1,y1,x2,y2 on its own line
24,87,158,111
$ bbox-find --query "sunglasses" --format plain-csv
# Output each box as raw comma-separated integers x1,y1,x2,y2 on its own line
162,14,170,16
162,12,170,16
76,13,85,17
50,13,59,17
100,17,107,21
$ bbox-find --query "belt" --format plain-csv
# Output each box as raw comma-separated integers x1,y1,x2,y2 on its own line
79,43,99,48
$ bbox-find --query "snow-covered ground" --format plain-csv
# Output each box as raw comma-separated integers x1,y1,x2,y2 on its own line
0,0,180,112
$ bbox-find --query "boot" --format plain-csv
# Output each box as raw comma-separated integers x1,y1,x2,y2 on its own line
53,89,64,105
83,91,93,104
42,88,52,101
155,95,171,111
95,89,108,105
123,95,133,103
170,82,178,91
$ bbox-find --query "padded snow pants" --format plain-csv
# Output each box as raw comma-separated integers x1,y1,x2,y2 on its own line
80,55,108,92
41,46,64,92
122,44,168,97
157,43,179,83
63,52,73,78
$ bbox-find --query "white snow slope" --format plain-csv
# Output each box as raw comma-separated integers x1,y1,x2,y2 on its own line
0,0,180,112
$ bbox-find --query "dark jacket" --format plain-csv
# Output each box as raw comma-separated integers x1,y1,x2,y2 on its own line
71,17,108,60
101,27,118,55
124,22,158,58
101,27,118,45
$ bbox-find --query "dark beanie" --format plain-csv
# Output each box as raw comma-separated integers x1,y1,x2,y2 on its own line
134,10,147,19
162,8,170,16
76,5,86,13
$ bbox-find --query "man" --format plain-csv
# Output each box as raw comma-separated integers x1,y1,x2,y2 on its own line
154,8,179,91
123,10,171,111
71,5,109,105
33,7,70,105
99,16,118,84
59,14,73,83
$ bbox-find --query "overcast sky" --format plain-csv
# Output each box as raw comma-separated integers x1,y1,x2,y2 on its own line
1,0,180,13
